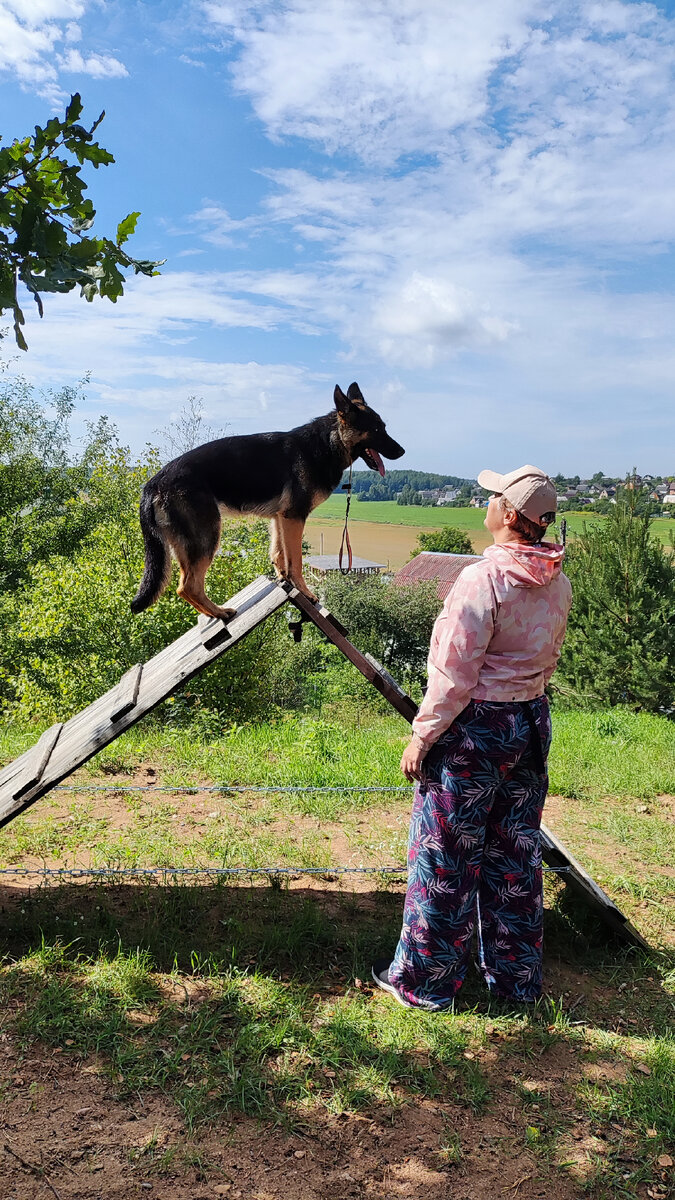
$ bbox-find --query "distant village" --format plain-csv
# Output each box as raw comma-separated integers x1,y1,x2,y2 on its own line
347,470,675,515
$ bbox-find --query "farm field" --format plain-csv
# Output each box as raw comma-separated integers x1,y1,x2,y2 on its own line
0,708,673,1200
308,499,675,557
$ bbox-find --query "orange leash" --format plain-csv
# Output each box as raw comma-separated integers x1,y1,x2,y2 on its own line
339,464,353,574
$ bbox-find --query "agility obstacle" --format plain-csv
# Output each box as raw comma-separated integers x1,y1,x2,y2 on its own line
0,575,648,950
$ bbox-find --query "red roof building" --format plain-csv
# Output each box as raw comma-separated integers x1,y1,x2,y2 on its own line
393,551,482,602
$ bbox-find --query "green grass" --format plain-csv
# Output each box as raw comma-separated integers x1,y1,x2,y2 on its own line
0,884,673,1198
0,707,674,1195
3,707,672,800
312,499,675,546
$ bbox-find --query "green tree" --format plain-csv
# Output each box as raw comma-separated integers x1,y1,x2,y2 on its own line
558,494,675,711
321,574,439,685
0,373,118,594
414,526,473,556
0,94,161,349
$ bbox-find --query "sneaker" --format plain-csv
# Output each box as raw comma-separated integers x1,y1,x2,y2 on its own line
370,958,416,1009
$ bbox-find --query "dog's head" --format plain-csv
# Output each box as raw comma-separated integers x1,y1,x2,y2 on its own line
333,383,405,474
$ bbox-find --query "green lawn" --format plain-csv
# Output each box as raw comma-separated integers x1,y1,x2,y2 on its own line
0,706,673,1198
313,498,675,546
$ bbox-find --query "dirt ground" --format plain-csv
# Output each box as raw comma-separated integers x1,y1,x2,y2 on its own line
305,519,491,569
0,939,631,1200
1,777,672,1199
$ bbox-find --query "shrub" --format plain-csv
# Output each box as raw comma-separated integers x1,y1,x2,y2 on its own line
413,527,474,556
558,494,675,712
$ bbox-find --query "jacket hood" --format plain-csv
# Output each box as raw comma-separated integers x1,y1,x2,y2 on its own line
483,541,566,588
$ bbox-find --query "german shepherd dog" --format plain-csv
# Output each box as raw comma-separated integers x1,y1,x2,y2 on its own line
130,383,405,620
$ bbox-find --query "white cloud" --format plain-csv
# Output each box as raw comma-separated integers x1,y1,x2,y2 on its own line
204,0,541,164
58,47,127,79
0,0,127,100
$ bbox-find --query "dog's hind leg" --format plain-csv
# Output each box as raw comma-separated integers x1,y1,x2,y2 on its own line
278,516,317,601
168,495,237,620
176,556,237,620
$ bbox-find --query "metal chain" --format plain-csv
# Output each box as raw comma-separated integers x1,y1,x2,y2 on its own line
50,784,410,793
0,865,569,878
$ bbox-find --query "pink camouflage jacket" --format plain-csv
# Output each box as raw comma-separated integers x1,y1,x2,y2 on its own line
411,542,572,750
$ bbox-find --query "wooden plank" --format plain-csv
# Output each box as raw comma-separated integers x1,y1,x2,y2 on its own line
110,664,143,722
12,723,63,800
539,825,650,950
285,587,418,723
0,577,288,828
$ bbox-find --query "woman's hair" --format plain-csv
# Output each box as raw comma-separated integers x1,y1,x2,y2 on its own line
498,496,555,544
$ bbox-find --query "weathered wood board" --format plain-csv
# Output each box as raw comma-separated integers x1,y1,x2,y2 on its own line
0,577,288,829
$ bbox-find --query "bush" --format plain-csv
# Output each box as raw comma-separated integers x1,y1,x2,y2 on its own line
320,574,439,687
0,442,290,721
413,527,474,556
558,495,675,712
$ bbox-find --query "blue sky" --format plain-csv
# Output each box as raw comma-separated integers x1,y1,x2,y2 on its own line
2,0,675,478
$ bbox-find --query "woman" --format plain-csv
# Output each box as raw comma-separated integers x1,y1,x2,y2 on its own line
372,465,572,1010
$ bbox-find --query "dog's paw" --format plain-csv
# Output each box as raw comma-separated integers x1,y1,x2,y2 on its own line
213,606,237,621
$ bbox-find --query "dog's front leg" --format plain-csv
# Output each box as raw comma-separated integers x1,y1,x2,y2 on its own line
269,515,286,579
278,516,318,600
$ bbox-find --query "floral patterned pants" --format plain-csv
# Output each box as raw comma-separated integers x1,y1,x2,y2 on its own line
389,697,552,1010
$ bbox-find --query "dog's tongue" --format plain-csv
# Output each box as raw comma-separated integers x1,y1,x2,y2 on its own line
370,449,385,477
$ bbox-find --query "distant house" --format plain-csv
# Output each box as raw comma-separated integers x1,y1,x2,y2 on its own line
664,494,675,506
304,554,385,586
393,551,482,603
436,489,459,505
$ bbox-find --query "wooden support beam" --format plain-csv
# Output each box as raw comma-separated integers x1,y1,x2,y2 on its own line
110,664,143,722
284,585,417,723
12,723,63,801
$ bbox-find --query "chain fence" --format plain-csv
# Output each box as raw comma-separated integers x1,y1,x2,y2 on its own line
0,783,571,879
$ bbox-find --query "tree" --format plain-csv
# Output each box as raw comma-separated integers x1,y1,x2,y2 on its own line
414,526,473,556
558,493,675,712
0,94,161,349
321,574,439,685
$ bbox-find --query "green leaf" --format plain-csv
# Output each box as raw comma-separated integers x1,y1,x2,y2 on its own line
64,94,83,125
116,212,140,246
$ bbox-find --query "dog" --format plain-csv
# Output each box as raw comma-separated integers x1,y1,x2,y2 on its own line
130,382,405,620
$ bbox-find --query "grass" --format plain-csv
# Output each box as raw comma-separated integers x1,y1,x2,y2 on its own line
310,498,675,546
0,706,674,1197
0,883,673,1197
3,706,673,802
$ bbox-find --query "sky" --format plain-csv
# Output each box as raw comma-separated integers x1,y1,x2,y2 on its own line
1,0,675,478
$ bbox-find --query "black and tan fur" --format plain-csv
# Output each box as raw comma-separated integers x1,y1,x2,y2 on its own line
130,383,405,620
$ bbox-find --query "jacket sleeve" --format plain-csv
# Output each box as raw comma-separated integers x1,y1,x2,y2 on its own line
541,575,573,688
411,564,497,750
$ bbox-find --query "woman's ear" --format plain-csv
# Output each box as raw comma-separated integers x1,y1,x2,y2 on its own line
502,503,518,527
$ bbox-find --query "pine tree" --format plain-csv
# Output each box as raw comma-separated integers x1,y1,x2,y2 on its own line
559,491,675,711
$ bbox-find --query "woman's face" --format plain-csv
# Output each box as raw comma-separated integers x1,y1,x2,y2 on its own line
484,493,506,537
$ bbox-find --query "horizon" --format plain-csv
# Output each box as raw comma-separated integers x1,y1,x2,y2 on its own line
2,2,675,476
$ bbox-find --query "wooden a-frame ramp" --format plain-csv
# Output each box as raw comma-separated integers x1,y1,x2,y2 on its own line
0,574,648,950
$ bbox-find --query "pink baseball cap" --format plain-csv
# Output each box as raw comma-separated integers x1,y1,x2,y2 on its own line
477,464,557,524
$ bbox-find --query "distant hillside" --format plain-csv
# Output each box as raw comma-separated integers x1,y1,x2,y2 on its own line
335,469,475,501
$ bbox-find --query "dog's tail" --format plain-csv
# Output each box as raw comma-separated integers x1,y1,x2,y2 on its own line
130,485,171,614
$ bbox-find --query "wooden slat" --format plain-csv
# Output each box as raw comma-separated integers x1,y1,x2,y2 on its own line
12,723,63,800
110,664,143,722
0,577,288,829
285,586,418,723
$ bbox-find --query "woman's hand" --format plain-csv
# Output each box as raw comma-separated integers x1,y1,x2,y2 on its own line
400,737,426,782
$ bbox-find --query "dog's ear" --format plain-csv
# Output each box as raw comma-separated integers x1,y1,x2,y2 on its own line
346,382,366,406
334,385,351,417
